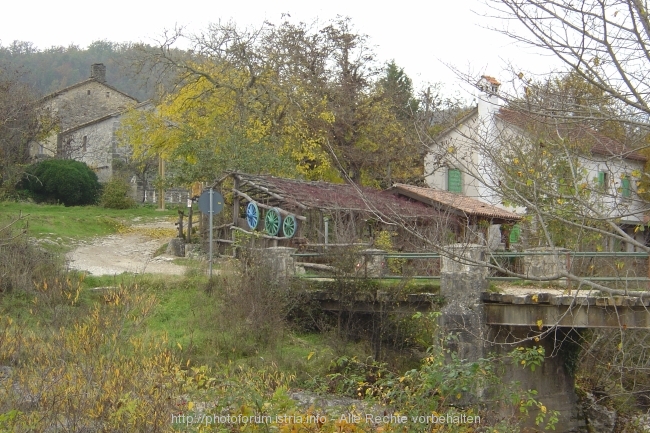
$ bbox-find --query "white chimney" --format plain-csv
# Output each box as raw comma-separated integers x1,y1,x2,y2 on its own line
477,75,501,119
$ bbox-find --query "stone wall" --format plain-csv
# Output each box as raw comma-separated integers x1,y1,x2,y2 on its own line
59,115,119,182
43,80,136,131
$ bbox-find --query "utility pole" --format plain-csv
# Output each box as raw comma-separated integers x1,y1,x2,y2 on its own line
158,156,166,211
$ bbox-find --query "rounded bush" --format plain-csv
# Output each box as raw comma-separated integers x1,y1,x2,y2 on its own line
23,159,100,206
100,177,136,209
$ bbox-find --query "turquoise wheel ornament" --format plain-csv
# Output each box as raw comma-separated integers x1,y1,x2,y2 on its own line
265,208,282,236
246,202,259,229
282,215,297,238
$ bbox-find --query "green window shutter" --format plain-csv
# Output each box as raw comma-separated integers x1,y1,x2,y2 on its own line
447,169,462,193
598,171,606,187
509,224,521,244
622,176,631,197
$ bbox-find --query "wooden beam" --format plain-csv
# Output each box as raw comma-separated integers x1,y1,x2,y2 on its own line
232,189,307,221
235,174,308,210
230,226,287,241
305,242,372,247
297,262,338,272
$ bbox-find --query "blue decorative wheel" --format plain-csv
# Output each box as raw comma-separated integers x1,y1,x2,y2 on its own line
265,208,282,236
282,214,297,238
246,202,259,230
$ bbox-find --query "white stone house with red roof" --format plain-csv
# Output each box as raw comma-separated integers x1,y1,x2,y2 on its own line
425,76,648,251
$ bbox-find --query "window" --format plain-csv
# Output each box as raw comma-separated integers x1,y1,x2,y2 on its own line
509,224,521,243
87,90,91,96
82,136,87,153
447,168,462,193
598,171,608,189
621,175,631,198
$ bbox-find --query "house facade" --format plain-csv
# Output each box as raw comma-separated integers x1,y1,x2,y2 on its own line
425,76,648,251
31,64,139,181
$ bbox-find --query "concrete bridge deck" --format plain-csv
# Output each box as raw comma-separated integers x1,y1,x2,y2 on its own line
482,291,650,328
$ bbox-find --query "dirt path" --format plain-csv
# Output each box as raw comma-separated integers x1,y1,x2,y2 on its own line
66,219,188,276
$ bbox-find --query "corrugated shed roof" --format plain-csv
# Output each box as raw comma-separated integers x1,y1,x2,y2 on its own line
497,108,647,162
233,173,444,219
392,183,521,221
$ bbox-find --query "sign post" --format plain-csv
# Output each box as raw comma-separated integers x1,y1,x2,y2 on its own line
198,189,224,278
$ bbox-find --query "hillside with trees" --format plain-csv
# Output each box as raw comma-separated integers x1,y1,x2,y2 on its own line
0,40,158,101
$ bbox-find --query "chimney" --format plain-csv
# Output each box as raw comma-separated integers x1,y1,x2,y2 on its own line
477,75,501,123
90,63,106,83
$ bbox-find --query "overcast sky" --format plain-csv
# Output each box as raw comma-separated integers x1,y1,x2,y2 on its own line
2,0,559,97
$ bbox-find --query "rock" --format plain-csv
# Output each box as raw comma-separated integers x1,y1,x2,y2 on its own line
0,365,12,381
630,414,650,432
583,393,616,433
289,390,386,419
166,238,185,257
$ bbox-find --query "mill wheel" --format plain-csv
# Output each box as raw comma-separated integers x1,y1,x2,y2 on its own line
282,215,297,238
265,208,282,236
246,201,259,230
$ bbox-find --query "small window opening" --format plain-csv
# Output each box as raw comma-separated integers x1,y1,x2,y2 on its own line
598,171,608,189
87,90,91,95
82,136,87,153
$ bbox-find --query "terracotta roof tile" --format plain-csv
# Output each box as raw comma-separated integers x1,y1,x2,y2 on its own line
392,184,521,221
481,75,501,86
233,173,445,219
497,108,646,162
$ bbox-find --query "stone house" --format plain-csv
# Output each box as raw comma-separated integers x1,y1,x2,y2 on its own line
31,64,140,181
425,76,648,250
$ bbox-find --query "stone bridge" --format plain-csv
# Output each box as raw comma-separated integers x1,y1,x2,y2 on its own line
440,244,650,433
264,245,650,432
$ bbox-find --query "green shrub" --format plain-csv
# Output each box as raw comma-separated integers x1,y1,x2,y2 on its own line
100,177,136,209
22,159,100,206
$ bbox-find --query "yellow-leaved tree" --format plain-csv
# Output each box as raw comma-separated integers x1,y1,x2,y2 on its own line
122,18,431,187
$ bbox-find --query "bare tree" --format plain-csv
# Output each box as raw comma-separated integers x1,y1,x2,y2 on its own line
0,63,54,192
484,0,650,122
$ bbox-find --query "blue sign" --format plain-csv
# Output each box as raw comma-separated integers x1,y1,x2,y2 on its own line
198,190,224,215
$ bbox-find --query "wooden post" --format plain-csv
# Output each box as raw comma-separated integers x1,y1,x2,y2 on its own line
158,156,166,211
647,253,650,290
566,251,572,289
232,177,240,255
176,209,185,239
187,200,193,243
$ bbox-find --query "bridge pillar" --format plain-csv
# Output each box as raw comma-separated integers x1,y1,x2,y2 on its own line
264,247,297,283
523,247,570,286
439,243,585,432
359,249,386,278
439,244,489,363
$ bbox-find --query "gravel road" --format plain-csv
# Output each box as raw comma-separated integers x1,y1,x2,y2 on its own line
66,220,187,276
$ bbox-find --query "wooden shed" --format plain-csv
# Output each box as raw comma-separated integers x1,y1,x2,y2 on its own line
211,172,461,252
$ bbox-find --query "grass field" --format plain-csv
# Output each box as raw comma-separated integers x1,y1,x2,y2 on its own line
0,202,179,252
0,202,562,432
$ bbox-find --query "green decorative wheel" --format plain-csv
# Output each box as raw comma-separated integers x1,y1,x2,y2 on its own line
265,208,282,236
282,215,297,238
246,202,259,230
